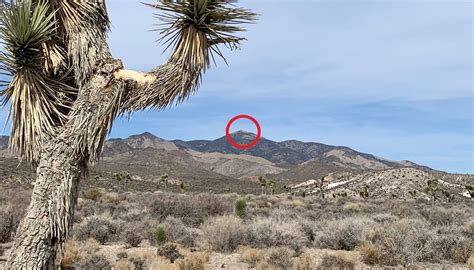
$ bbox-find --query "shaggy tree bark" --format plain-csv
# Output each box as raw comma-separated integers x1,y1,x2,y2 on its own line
6,54,204,269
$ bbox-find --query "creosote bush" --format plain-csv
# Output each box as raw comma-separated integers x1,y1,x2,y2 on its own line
123,229,142,247
160,216,198,247
75,216,117,244
315,217,374,251
199,215,245,252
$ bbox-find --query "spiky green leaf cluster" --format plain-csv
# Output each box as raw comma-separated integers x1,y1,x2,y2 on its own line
150,0,257,62
0,0,55,71
0,0,72,162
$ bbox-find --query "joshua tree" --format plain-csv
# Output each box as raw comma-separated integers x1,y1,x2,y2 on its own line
0,0,256,268
258,176,267,195
319,176,325,198
160,174,169,191
358,184,370,200
425,179,440,203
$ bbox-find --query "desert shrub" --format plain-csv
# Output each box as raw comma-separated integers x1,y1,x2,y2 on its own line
266,247,294,269
371,213,399,224
74,253,111,270
199,215,245,252
246,217,308,252
61,240,82,267
130,257,145,270
160,216,198,247
0,201,25,243
463,219,474,238
157,243,183,263
342,202,366,212
234,197,247,218
315,217,374,251
420,207,461,226
155,225,167,244
177,252,209,270
123,229,142,247
367,218,433,266
148,193,232,225
117,251,128,260
428,233,473,263
75,216,117,244
81,189,104,202
0,207,14,243
317,254,355,270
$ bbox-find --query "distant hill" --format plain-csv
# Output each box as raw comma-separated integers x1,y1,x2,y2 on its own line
290,167,473,202
1,131,453,196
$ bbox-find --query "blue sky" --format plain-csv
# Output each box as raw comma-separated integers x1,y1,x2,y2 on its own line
1,0,473,173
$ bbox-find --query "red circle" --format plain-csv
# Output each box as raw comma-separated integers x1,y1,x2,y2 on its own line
225,115,261,149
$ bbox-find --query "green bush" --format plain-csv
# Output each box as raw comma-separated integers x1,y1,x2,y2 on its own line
155,225,167,244
234,197,247,218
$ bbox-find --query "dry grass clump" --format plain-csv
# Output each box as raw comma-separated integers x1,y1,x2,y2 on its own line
238,246,266,267
266,247,295,269
199,215,245,252
342,202,367,212
61,239,83,267
468,253,474,270
115,259,134,270
176,252,209,270
317,254,355,270
357,243,384,265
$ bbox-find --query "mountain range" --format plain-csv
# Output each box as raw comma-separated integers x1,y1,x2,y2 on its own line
1,132,472,200
0,131,433,184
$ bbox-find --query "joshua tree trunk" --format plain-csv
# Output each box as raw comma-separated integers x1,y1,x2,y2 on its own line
5,140,84,269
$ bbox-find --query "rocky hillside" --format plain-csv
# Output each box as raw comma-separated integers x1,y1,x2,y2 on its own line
290,167,473,202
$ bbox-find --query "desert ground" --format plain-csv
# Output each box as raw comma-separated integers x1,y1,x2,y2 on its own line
0,185,473,270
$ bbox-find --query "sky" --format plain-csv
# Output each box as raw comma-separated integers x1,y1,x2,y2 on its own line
1,0,473,173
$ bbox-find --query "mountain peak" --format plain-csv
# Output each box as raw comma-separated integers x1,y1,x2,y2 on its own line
231,130,256,136
230,130,258,141
128,132,160,140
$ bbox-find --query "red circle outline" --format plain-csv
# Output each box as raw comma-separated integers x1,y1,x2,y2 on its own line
225,115,261,149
